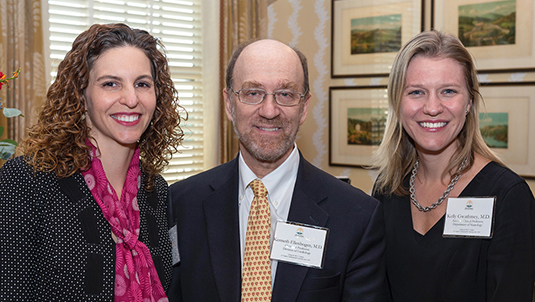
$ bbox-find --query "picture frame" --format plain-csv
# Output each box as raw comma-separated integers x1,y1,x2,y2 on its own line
331,0,424,78
432,0,535,73
329,86,388,167
479,83,535,177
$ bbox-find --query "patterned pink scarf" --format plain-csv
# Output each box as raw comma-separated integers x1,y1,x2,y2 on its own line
82,142,167,302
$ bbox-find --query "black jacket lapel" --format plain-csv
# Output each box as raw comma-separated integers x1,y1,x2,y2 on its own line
203,159,242,301
272,157,329,302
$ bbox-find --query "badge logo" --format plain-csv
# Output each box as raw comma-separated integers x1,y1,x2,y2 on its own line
295,227,304,237
465,200,473,210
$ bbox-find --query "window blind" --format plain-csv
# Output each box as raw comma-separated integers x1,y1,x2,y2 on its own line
47,0,205,183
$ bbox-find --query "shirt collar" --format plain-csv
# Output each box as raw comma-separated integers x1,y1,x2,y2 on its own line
238,143,300,203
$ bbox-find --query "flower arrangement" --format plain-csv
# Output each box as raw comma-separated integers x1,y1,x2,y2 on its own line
0,68,23,159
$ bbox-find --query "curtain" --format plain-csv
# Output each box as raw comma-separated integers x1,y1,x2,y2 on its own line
0,0,47,158
219,0,269,163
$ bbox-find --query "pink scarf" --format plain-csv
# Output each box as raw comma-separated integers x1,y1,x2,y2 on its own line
82,142,167,302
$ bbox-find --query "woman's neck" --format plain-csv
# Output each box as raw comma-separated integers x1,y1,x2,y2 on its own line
93,141,137,199
416,152,454,184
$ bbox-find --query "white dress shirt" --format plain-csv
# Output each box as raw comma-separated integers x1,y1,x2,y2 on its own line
238,144,300,285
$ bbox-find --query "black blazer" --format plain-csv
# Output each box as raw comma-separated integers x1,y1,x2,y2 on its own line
0,156,172,301
167,153,386,302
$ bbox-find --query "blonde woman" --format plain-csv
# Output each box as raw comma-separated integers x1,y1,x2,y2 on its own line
372,30,535,301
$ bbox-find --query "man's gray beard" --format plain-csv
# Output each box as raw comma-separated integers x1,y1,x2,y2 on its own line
230,103,301,163
233,121,298,163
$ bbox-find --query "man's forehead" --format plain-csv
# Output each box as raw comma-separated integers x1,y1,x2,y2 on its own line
234,48,302,77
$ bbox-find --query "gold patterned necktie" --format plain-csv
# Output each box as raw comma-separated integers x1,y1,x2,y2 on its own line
241,179,272,302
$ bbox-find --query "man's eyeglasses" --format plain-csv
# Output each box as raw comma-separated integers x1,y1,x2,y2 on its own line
230,87,307,107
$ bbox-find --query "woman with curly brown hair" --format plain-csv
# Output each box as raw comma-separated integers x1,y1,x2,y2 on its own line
0,23,184,301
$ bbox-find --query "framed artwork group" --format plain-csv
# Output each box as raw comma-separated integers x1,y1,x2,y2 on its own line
331,0,535,76
329,0,535,177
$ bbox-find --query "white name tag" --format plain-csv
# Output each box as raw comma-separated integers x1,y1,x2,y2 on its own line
270,221,328,269
169,224,180,265
443,197,496,238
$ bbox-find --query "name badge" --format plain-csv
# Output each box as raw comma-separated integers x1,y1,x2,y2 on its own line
169,224,180,265
270,221,328,269
443,197,496,238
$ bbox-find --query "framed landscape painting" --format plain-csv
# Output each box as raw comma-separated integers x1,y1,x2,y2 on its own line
433,0,535,72
479,84,535,177
331,0,423,78
329,86,389,167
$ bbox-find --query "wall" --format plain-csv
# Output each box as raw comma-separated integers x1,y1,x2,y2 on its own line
267,0,535,194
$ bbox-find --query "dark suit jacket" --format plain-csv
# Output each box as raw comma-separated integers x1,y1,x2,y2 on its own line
168,153,386,302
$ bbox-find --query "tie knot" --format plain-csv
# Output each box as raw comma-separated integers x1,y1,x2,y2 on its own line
249,179,267,197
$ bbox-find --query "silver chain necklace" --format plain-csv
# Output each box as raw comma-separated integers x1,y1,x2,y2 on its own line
409,157,468,212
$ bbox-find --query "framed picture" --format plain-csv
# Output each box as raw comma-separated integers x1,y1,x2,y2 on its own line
432,0,535,73
329,86,388,167
479,83,535,177
331,0,424,78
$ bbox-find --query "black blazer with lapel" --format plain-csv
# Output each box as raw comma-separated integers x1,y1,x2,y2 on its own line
0,156,173,301
167,152,386,302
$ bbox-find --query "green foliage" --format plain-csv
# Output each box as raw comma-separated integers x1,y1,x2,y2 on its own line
0,68,23,160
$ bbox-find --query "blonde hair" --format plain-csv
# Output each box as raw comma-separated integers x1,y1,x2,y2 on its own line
372,30,503,196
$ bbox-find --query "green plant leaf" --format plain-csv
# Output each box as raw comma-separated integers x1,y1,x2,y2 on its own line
0,138,17,145
3,108,23,118
0,140,17,159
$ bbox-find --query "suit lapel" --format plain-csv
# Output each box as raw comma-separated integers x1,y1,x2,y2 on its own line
272,157,329,302
203,159,242,302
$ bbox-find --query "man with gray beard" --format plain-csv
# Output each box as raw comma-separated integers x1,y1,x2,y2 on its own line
167,39,386,302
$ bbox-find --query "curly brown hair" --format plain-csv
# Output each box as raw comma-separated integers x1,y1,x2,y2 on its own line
20,23,185,190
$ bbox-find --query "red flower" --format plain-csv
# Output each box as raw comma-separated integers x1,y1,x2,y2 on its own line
0,72,4,90
0,69,20,91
